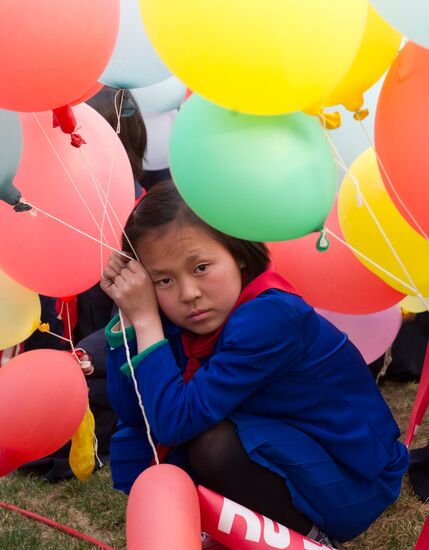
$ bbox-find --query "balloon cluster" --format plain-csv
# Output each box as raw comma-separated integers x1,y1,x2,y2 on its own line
134,0,410,361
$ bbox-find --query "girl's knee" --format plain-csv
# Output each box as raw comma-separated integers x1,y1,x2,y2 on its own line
188,420,238,477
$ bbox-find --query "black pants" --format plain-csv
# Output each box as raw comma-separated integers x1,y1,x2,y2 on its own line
187,420,312,535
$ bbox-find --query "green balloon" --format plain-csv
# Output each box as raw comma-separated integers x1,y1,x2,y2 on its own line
169,95,336,242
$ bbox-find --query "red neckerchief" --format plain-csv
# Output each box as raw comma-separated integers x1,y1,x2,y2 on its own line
155,269,297,463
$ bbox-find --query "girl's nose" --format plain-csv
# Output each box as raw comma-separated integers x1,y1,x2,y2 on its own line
180,278,202,302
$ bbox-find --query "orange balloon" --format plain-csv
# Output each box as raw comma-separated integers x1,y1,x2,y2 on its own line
127,464,201,550
0,350,87,477
0,103,135,297
267,201,404,314
0,1,119,112
375,42,429,238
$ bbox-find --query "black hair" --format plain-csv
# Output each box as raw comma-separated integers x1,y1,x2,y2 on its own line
123,180,270,283
86,86,147,184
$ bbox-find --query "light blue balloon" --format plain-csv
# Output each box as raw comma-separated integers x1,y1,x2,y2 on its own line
326,76,384,183
370,0,429,49
100,0,171,89
0,110,24,208
132,77,186,113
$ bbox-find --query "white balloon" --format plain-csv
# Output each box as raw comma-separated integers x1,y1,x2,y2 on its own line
370,0,429,49
132,77,186,114
143,111,177,171
100,0,170,89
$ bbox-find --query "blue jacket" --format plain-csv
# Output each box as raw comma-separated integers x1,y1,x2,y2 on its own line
106,289,408,540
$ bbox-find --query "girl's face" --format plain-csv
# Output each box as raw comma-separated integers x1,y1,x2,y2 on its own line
136,224,243,334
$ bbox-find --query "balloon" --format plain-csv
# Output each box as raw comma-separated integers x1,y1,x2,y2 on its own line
198,485,330,550
127,465,201,550
316,306,402,364
327,77,384,173
267,201,404,314
170,95,337,242
0,1,119,112
400,296,429,315
325,5,401,111
71,82,104,107
100,0,170,89
338,149,429,296
370,0,429,49
375,42,429,238
0,110,24,207
132,77,186,113
144,111,177,171
138,0,368,115
0,271,41,350
0,350,87,476
0,104,135,297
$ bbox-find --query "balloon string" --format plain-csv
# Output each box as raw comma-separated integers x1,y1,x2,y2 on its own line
323,128,429,310
31,113,106,238
324,227,415,293
20,201,130,261
118,310,159,465
356,118,429,241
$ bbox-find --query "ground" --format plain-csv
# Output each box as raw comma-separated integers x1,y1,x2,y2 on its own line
0,380,428,550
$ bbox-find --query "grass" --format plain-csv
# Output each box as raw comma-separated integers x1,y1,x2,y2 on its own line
0,380,428,549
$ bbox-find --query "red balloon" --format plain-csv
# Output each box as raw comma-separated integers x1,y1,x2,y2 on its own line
127,465,201,550
375,42,429,238
0,103,135,297
71,82,104,107
267,202,404,314
0,350,87,477
0,1,119,112
198,485,329,550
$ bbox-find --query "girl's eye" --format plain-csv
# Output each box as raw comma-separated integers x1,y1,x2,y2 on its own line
155,278,173,288
195,263,209,274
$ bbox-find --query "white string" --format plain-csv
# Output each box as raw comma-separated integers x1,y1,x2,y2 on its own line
357,118,429,241
118,310,159,464
31,113,106,237
324,227,415,293
21,201,132,261
323,127,429,310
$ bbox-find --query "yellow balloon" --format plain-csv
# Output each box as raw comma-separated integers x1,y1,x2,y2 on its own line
400,295,429,314
338,149,429,296
138,0,369,115
325,5,401,111
0,270,41,350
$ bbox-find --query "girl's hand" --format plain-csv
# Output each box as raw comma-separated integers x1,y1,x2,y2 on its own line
101,253,159,329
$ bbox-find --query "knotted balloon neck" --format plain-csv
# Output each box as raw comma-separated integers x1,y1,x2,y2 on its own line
316,226,330,252
318,110,342,130
353,108,369,122
52,105,86,148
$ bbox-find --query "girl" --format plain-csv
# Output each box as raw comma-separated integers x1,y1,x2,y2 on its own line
101,180,408,546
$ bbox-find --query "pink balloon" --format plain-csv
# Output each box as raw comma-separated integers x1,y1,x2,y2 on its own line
267,202,404,314
0,1,119,112
0,104,135,297
127,465,201,550
0,350,87,476
316,306,402,364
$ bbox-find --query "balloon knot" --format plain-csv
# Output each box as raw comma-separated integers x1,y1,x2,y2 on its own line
353,108,369,122
38,323,51,333
13,200,32,213
71,133,86,148
318,111,342,130
316,227,330,252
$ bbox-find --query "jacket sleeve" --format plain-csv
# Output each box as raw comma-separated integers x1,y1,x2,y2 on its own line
133,295,303,445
